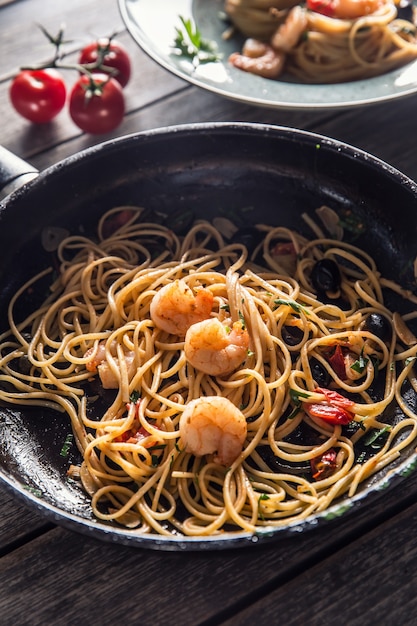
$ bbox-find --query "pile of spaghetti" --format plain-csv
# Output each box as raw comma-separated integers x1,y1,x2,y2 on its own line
0,205,417,538
225,0,417,83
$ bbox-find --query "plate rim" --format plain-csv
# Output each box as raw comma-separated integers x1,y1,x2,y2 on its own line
119,0,417,110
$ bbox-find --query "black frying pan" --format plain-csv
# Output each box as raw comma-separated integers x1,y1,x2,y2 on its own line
0,122,416,551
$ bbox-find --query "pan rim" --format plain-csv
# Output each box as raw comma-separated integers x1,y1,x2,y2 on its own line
1,121,417,550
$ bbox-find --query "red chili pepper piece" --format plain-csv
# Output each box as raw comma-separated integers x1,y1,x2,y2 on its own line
311,448,338,480
272,242,296,255
303,387,355,425
305,402,353,425
314,387,355,409
115,425,154,444
327,344,347,380
306,0,336,16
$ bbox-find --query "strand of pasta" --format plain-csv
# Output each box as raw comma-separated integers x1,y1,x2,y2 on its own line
1,209,416,537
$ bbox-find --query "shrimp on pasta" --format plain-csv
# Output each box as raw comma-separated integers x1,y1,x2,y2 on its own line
0,206,417,538
184,317,250,376
150,278,214,336
226,0,417,83
179,396,248,466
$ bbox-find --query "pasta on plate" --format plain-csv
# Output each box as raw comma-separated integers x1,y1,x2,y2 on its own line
0,206,416,537
225,0,417,83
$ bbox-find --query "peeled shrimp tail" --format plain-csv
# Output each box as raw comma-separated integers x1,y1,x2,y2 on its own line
179,396,247,466
184,317,250,377
149,278,214,336
229,39,286,78
271,6,308,53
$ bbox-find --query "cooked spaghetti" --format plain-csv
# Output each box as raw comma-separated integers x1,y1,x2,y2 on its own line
0,205,417,538
226,0,417,83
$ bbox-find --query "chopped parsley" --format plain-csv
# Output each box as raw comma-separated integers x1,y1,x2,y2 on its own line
274,298,309,315
258,493,270,520
288,388,310,419
172,16,222,67
363,426,391,449
129,390,141,403
350,348,369,374
60,433,74,457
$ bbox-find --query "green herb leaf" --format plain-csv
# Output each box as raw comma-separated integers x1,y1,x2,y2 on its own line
287,406,302,420
173,16,222,67
151,454,161,467
370,355,380,380
351,350,369,374
258,493,270,521
60,433,73,457
287,389,310,419
363,426,390,449
338,211,366,236
259,493,270,501
24,485,43,497
274,298,309,315
129,390,141,403
290,389,310,406
148,444,166,452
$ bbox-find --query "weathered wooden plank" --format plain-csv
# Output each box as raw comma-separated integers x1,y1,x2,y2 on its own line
220,501,417,626
0,0,129,78
0,468,416,625
0,0,186,158
0,485,50,552
13,85,417,183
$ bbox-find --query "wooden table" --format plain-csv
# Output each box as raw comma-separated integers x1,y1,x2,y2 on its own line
1,1,417,624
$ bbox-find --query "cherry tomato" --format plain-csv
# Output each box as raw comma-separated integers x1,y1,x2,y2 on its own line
303,387,355,425
304,402,354,425
9,69,66,124
306,0,335,16
311,448,338,480
327,344,347,380
69,74,125,134
78,38,131,87
314,387,355,410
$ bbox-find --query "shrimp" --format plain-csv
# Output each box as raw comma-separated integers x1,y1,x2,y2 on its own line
83,341,136,389
184,317,250,376
149,279,214,337
330,0,382,18
229,38,286,79
179,396,247,466
96,353,136,389
84,342,108,373
271,6,308,52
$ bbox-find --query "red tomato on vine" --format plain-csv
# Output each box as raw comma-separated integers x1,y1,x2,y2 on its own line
9,69,66,124
78,38,131,87
69,74,125,134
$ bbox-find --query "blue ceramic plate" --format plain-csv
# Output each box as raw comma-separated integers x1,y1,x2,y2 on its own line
120,0,417,110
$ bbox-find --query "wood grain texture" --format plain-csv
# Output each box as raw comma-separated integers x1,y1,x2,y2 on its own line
1,1,417,624
0,469,416,625
220,502,417,626
0,486,50,553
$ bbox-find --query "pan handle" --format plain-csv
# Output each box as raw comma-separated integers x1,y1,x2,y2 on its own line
0,145,39,200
